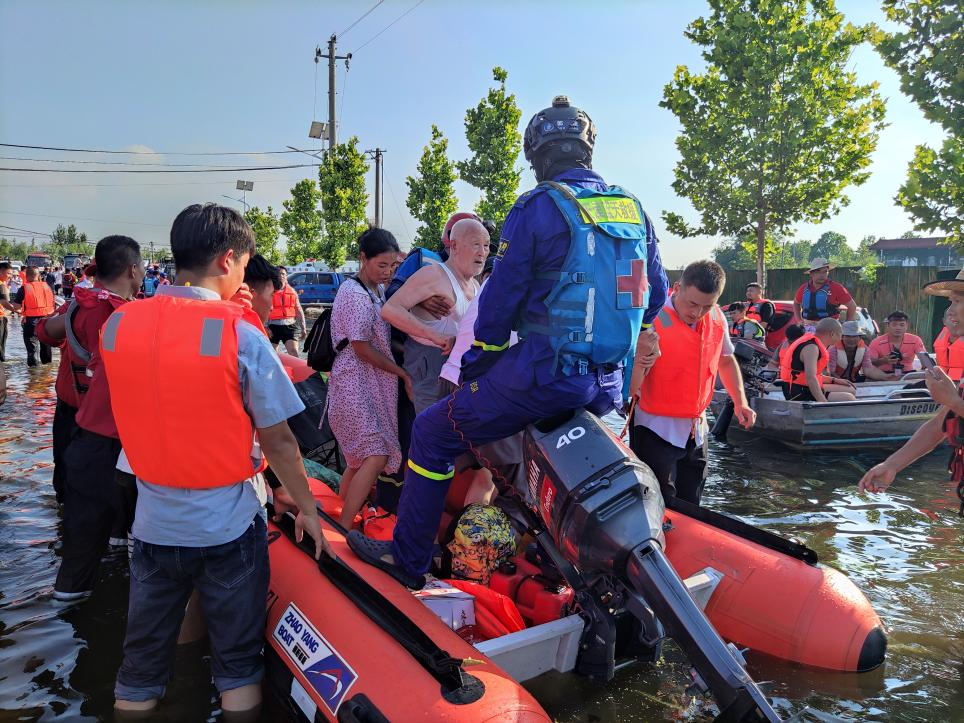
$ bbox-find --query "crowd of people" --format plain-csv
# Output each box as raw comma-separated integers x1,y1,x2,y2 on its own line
0,94,960,720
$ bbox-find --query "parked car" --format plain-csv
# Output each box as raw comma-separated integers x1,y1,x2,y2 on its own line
288,270,343,305
725,300,879,350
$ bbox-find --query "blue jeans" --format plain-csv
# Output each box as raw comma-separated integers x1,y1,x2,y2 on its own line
114,514,269,702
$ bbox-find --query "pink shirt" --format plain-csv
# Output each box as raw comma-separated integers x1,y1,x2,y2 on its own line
863,333,925,373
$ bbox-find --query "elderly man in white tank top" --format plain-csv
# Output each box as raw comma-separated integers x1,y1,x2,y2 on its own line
382,218,489,412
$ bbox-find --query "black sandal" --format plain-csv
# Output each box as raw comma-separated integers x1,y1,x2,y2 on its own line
346,530,425,590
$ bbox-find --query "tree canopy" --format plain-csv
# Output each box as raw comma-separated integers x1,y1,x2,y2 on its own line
661,0,886,282
406,125,459,251
877,0,963,245
458,67,523,237
318,137,369,269
280,179,323,265
244,206,282,265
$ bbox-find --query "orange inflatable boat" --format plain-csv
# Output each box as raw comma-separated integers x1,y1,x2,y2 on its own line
265,410,885,721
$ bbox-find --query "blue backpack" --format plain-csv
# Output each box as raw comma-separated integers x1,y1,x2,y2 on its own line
385,247,443,301
519,181,650,376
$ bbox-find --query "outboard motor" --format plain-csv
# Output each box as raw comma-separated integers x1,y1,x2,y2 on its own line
521,410,781,722
712,339,773,441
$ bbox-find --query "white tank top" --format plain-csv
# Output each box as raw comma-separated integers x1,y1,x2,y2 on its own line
410,262,473,345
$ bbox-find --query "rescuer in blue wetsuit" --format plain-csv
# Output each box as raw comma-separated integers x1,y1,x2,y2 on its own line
348,96,669,587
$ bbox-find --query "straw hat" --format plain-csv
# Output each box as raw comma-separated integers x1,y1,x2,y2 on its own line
805,257,835,273
923,267,964,297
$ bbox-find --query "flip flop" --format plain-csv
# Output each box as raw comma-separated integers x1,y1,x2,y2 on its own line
347,530,426,590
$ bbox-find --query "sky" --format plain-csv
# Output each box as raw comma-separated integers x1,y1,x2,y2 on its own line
0,0,948,269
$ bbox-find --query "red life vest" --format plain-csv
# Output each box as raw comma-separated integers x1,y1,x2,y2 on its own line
934,327,964,382
832,339,866,382
780,333,829,386
22,281,54,317
269,284,299,321
100,295,267,488
640,304,727,418
745,298,769,323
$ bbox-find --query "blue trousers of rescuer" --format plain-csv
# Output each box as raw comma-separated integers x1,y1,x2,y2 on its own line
391,354,622,577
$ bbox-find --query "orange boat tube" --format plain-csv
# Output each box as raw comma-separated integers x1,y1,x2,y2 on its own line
663,502,886,672
265,481,551,723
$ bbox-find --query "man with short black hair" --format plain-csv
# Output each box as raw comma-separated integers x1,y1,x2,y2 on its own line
106,203,329,719
12,266,54,366
727,301,766,341
863,310,925,381
743,282,774,328
631,260,755,506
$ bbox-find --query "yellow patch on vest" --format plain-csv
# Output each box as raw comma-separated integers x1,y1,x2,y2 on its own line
577,197,641,225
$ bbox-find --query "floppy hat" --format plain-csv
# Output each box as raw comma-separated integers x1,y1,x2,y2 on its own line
841,320,860,336
923,267,964,297
806,257,835,273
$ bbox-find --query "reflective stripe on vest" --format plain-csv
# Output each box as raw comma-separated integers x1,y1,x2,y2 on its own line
269,285,299,320
780,333,829,386
935,327,964,381
801,283,834,320
640,304,727,418
22,281,54,317
100,295,265,489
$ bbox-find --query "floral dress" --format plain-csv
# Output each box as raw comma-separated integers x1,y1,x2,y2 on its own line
327,280,401,473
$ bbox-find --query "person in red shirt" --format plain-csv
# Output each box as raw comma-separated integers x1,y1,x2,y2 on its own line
39,236,145,600
793,258,857,331
863,310,926,382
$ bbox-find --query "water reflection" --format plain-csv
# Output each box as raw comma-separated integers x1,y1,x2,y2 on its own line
0,327,961,721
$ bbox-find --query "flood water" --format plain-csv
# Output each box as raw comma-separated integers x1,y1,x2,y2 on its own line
1,320,962,722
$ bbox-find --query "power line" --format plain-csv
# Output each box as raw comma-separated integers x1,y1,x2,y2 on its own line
0,142,302,156
338,0,384,37
0,155,319,168
0,224,52,237
353,0,425,53
0,210,169,228
0,163,320,174
0,177,304,189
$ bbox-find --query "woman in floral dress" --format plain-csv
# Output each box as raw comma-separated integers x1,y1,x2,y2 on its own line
328,228,413,528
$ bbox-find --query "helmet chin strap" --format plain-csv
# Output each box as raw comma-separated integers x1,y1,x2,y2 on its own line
533,152,592,183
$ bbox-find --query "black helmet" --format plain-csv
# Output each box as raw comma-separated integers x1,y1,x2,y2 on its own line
523,96,596,161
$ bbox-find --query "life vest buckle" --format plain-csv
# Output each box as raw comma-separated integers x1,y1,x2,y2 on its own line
570,271,588,284
568,331,584,343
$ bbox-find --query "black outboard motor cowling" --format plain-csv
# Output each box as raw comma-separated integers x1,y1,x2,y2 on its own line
520,410,782,722
522,411,665,573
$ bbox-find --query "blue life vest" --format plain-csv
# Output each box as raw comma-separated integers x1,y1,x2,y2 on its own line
801,282,833,320
385,247,443,301
519,181,650,376
143,277,159,297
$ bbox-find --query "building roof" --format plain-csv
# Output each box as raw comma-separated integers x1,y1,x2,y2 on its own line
869,236,948,251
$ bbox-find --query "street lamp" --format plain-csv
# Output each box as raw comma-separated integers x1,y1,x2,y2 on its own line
308,121,328,140
221,194,248,212
232,180,253,211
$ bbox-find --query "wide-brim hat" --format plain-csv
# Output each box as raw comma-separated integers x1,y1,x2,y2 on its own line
923,267,964,297
806,257,836,273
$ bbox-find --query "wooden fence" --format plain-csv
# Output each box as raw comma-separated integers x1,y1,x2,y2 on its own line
665,266,960,343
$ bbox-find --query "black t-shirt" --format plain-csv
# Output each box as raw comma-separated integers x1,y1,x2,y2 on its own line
13,286,25,304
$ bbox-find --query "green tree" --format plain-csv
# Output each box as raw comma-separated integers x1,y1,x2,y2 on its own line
458,67,523,236
244,206,283,265
877,0,962,244
318,137,369,269
406,125,459,252
45,223,90,259
661,0,886,283
713,232,781,270
780,238,814,268
280,179,323,265
0,238,31,261
812,231,848,260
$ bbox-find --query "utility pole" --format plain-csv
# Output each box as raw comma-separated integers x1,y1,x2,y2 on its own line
315,36,351,151
365,148,385,227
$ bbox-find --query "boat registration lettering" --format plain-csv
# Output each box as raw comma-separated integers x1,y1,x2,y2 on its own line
273,603,357,715
899,401,939,415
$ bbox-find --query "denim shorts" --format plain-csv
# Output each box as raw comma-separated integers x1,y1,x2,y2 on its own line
114,514,269,702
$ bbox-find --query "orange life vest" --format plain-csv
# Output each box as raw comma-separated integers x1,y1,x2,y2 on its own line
780,333,829,386
832,339,866,382
269,284,299,321
745,298,769,324
22,281,54,317
100,295,267,489
443,579,526,640
934,327,964,382
640,304,727,418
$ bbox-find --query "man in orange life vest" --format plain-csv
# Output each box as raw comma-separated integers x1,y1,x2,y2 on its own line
630,260,756,506
933,307,964,382
12,266,54,366
35,236,146,600
743,282,774,328
828,320,867,383
860,269,964,515
863,310,926,381
104,204,329,719
267,266,306,357
779,317,857,402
